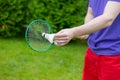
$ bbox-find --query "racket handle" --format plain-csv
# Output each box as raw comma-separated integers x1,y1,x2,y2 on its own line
54,41,58,46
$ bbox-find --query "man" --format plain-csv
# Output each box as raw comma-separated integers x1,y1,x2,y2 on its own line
54,0,120,80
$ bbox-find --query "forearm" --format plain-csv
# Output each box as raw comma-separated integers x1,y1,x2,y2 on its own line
83,7,93,37
84,7,93,24
72,14,112,37
76,7,93,39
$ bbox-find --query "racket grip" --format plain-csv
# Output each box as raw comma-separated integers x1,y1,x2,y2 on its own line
54,41,58,46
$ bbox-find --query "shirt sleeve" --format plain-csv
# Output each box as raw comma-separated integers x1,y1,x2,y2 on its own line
88,0,92,7
109,0,120,2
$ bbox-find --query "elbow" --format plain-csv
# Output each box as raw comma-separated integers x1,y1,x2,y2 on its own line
102,14,115,27
107,17,114,26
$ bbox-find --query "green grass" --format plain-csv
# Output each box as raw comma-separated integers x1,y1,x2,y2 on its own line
0,38,88,80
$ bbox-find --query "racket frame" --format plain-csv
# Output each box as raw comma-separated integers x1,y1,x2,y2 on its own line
25,19,53,52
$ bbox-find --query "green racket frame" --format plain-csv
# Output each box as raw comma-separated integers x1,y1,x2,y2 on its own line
25,19,53,52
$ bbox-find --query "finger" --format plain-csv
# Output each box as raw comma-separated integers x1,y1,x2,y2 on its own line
54,35,69,41
76,35,89,39
54,34,67,39
54,37,68,41
55,39,70,46
57,41,68,46
55,39,67,43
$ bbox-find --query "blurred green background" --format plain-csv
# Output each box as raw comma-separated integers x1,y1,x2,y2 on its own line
0,0,88,80
0,0,88,38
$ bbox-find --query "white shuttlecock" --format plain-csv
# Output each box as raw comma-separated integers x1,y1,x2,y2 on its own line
42,32,58,45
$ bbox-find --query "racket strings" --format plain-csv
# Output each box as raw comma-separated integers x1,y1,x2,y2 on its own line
27,20,52,51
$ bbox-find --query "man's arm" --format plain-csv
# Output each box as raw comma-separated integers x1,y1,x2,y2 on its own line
54,1,120,46
84,7,94,23
76,7,93,39
73,1,120,37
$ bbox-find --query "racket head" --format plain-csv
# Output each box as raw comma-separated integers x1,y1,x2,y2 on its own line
25,19,53,52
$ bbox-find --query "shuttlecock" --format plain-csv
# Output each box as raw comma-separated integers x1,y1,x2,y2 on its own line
42,32,56,44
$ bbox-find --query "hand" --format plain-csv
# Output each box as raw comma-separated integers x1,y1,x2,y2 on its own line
76,35,89,40
54,28,74,46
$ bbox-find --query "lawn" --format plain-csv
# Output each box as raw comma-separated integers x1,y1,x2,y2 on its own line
0,38,88,80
